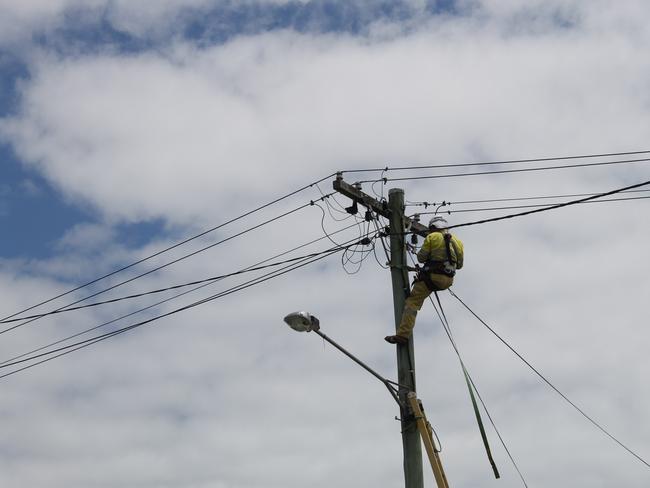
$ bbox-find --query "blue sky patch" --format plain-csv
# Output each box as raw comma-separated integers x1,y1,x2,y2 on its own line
0,143,92,259
0,0,466,260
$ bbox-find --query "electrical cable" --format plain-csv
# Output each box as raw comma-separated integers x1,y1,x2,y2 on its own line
414,195,650,216
313,201,373,277
430,287,527,485
371,214,390,269
315,183,355,222
406,188,650,207
0,234,377,377
449,289,650,470
370,168,389,201
0,173,337,324
340,219,376,275
446,179,650,230
5,151,648,323
0,247,363,324
341,149,650,174
0,246,343,370
1,192,337,335
405,253,526,484
0,221,366,367
356,157,650,184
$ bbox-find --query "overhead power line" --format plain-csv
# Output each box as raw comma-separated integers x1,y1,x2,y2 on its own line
449,289,650,470
415,195,650,216
340,149,650,174
406,188,650,207
447,179,650,230
0,221,366,368
1,192,337,335
0,234,377,379
0,173,337,324
0,246,364,324
5,150,649,325
357,157,650,184
6,150,648,323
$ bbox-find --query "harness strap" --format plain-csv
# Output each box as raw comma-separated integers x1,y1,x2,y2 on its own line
443,233,455,265
420,270,438,292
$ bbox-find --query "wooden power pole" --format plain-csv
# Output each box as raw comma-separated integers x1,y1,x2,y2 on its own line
388,187,424,488
333,174,430,488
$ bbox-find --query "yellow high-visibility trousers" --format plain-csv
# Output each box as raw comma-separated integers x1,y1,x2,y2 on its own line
396,273,453,338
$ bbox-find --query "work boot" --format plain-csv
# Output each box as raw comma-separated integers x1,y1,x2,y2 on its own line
384,335,409,345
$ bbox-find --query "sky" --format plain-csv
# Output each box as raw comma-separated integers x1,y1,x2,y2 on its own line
1,1,650,487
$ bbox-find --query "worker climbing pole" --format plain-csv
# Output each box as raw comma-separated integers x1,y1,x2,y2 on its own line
385,214,464,345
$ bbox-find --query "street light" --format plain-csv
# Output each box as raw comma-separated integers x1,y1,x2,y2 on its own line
283,311,320,332
283,310,403,407
284,311,452,488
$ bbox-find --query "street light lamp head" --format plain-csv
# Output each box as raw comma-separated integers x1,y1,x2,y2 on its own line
283,311,320,332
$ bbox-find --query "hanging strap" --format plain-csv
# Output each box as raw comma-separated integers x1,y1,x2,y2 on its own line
434,292,500,479
461,364,500,479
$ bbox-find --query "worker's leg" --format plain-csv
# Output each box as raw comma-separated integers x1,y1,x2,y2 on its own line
396,280,431,338
394,274,453,338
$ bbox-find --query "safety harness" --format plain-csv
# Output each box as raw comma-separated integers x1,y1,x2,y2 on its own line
417,232,457,291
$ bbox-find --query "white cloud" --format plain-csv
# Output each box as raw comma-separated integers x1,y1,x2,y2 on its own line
1,2,650,487
3,10,650,225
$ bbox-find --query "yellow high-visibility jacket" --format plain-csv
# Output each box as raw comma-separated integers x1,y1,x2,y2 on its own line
416,231,464,269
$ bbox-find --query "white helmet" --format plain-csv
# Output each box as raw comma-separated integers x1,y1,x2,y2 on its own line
428,216,448,229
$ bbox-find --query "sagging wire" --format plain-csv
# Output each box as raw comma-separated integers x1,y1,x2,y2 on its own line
313,200,378,275
403,254,511,482
370,212,390,269
341,219,376,275
315,182,356,222
430,286,528,486
450,289,650,470
370,167,389,201
372,232,390,269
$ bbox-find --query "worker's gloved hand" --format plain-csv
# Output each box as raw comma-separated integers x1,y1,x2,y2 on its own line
384,335,409,345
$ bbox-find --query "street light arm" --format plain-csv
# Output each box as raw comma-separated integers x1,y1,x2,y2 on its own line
313,329,406,408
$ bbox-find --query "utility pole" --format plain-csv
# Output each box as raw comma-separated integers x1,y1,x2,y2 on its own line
388,188,424,488
333,174,429,488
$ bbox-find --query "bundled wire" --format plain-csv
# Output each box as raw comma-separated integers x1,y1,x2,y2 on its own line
1,173,338,324
312,197,378,275
0,233,379,380
0,220,367,369
1,191,338,336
